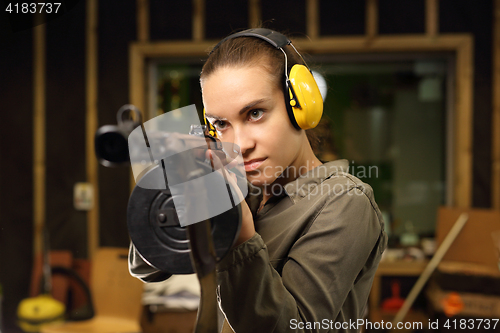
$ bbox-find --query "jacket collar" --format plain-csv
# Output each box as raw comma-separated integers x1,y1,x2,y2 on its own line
283,159,350,203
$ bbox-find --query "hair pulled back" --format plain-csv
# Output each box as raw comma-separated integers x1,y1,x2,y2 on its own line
200,34,304,93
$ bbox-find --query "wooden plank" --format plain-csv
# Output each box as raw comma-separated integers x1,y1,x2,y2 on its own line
128,46,146,129
33,19,46,259
426,0,439,37
86,0,99,259
493,0,500,209
454,38,474,208
249,0,261,28
306,0,319,39
293,34,473,53
137,0,150,42
129,44,146,191
131,34,473,56
366,0,378,38
193,0,205,42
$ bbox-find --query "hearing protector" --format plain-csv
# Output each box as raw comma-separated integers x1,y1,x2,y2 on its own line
203,28,323,133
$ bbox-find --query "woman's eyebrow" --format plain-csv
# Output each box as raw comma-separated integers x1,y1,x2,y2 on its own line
204,98,269,120
204,113,225,120
238,98,269,115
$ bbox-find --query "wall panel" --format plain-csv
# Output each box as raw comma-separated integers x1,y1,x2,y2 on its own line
98,0,136,248
0,29,34,333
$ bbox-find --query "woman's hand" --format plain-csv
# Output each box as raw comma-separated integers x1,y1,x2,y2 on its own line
206,149,255,247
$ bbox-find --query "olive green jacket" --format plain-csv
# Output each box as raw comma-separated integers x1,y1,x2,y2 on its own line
130,159,387,332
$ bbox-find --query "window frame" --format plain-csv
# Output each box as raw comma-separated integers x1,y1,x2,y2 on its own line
129,34,473,208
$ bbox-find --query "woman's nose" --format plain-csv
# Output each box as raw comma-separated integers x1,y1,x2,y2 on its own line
233,128,255,155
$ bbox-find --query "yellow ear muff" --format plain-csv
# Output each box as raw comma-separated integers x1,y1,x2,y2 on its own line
203,108,218,138
288,64,323,130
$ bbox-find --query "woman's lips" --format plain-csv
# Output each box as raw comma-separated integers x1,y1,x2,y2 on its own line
244,158,266,172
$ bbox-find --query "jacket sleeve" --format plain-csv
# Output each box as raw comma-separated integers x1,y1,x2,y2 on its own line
215,186,387,333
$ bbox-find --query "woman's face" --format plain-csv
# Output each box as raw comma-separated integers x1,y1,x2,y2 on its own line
202,64,307,187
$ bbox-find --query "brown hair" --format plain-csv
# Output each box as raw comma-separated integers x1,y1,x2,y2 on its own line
200,36,303,88
200,32,320,151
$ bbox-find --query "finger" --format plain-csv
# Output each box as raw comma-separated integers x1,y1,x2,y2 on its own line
212,151,224,171
206,149,247,202
221,143,242,168
207,149,224,172
225,157,240,169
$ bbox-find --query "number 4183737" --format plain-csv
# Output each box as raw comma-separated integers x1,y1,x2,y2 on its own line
6,3,61,14
444,318,498,330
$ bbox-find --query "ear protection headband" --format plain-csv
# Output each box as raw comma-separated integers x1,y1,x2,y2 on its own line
203,28,323,132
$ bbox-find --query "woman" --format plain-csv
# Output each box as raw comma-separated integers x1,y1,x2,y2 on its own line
130,28,387,333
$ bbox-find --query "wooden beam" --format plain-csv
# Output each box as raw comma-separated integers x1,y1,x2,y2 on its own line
493,0,500,209
453,38,474,208
129,46,147,120
306,0,319,39
86,0,99,258
193,0,205,41
426,0,439,37
130,35,474,56
129,41,146,192
293,34,472,54
137,0,150,42
249,0,261,28
33,19,46,258
366,0,378,38
133,0,150,191
132,35,467,57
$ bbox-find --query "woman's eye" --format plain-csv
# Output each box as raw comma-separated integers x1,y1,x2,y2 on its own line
213,120,227,130
249,109,264,120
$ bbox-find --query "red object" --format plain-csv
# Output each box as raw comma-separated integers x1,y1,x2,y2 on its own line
442,292,464,317
381,280,405,311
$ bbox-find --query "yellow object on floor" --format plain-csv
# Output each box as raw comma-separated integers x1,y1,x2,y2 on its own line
17,294,65,332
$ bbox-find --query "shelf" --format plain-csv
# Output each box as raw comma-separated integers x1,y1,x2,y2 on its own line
377,260,429,276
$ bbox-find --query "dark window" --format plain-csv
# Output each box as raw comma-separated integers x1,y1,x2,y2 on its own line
379,0,425,34
261,0,306,37
205,0,249,39
320,0,365,36
150,0,192,40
